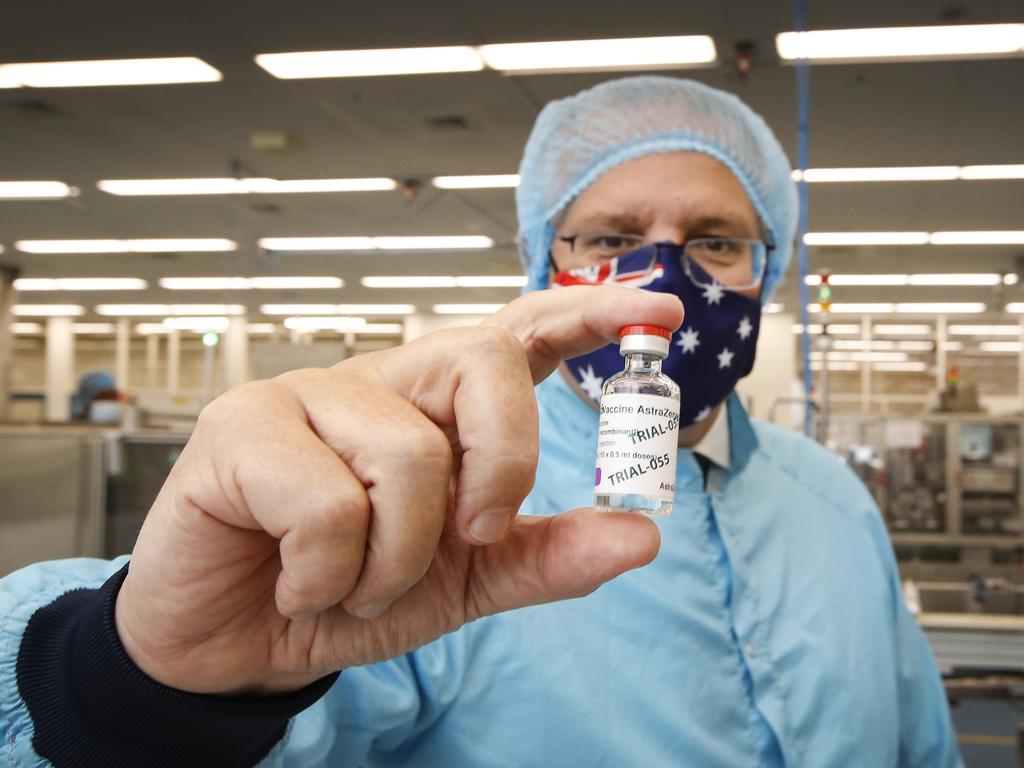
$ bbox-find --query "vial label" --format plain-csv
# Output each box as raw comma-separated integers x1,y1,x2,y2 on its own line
595,393,679,501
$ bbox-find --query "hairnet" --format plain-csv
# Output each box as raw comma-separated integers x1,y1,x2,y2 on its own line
515,76,798,300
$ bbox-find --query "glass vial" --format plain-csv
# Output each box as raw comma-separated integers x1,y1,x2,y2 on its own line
594,325,681,516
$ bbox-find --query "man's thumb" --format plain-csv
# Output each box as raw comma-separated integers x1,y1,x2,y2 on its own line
463,509,661,621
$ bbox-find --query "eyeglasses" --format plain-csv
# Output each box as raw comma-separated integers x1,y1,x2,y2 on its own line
557,231,769,291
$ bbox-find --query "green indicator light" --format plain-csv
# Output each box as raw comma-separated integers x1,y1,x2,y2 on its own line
819,286,832,300
202,332,220,347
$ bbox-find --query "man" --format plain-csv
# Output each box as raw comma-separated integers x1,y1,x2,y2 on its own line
1,77,960,766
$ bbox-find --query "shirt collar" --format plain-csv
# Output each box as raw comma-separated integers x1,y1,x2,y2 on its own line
691,405,731,470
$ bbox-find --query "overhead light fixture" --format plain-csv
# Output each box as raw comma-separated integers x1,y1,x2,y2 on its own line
255,46,483,79
432,304,506,314
809,302,986,314
358,323,404,334
259,303,414,315
1004,274,1020,286
158,276,343,290
1004,304,1024,313
432,175,520,189
803,232,929,246
11,304,85,316
14,277,148,291
246,323,278,334
134,323,169,335
163,317,230,332
873,361,928,372
259,235,493,251
979,341,1024,353
805,274,908,286
361,275,527,288
764,303,785,314
930,231,1024,245
811,351,910,362
335,304,415,315
0,56,222,88
283,316,368,331
776,24,1024,63
797,167,959,183
10,322,43,334
16,238,236,253
0,181,75,199
96,304,245,316
948,324,1021,336
909,273,1001,286
810,361,860,372
72,323,115,334
960,165,1024,180
97,178,397,196
478,35,717,73
873,324,932,335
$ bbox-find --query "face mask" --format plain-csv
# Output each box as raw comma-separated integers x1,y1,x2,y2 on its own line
554,242,761,427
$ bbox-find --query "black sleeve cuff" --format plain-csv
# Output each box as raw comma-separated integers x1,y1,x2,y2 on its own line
16,563,339,768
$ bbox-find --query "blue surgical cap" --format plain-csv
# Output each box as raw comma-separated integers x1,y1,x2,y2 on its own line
515,76,798,300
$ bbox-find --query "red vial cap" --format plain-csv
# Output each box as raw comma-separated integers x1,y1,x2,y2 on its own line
619,325,671,340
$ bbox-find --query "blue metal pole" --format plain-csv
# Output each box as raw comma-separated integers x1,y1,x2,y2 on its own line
795,0,814,437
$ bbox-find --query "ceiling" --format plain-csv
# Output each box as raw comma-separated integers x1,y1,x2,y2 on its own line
1,0,1022,320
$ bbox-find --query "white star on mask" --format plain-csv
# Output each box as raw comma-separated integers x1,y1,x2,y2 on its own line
737,316,753,340
676,327,700,354
577,364,605,401
717,348,734,369
702,281,725,306
694,405,712,422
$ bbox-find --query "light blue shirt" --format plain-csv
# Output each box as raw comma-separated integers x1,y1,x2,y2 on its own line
1,375,961,766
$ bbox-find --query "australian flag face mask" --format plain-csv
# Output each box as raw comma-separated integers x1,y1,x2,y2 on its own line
553,242,762,427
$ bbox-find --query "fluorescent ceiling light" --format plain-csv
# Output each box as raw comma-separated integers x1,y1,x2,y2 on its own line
810,361,860,372
478,35,717,73
830,339,933,352
11,322,43,334
12,304,84,316
260,235,493,251
0,181,74,199
16,238,235,253
134,323,168,335
246,323,278,334
283,316,367,331
163,316,230,332
432,175,520,189
909,273,1000,286
948,324,1021,336
959,165,1024,180
260,303,414,316
96,304,245,316
896,303,986,314
14,277,147,291
335,304,415,315
159,276,343,290
810,302,986,314
805,274,908,286
98,177,397,196
361,275,527,288
799,167,959,182
363,276,457,288
930,231,1024,245
359,323,404,334
873,362,928,372
1005,274,1020,286
764,303,785,314
0,57,222,88
432,304,506,314
776,24,1024,63
979,341,1024,353
873,324,932,335
1004,304,1024,313
255,46,483,79
72,323,115,334
803,232,929,246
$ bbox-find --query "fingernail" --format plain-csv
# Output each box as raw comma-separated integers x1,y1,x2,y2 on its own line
468,510,508,544
350,601,389,620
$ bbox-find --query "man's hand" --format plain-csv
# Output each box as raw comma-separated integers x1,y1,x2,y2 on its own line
115,286,684,695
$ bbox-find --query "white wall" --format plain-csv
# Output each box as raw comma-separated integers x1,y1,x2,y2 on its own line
736,312,799,425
